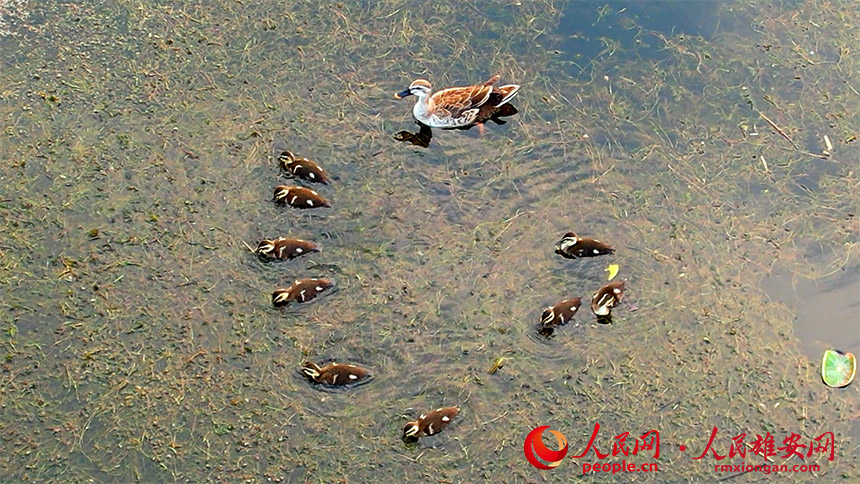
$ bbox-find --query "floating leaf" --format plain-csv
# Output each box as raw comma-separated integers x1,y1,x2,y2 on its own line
821,349,856,388
488,357,506,374
605,264,620,281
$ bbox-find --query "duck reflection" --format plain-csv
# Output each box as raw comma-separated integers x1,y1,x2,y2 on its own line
393,104,519,148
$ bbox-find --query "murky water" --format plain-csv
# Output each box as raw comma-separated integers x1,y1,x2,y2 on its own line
1,0,858,482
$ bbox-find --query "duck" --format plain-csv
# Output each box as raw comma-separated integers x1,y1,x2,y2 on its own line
256,237,321,260
272,278,335,306
301,361,370,386
555,231,615,259
278,151,331,185
402,406,460,442
394,75,520,133
273,185,331,209
591,280,625,317
541,297,582,331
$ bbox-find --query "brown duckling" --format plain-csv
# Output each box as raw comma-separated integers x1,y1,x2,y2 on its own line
278,151,331,185
591,280,625,317
272,278,335,307
301,362,370,386
256,237,321,260
273,185,331,209
555,231,615,259
402,406,460,442
541,297,582,330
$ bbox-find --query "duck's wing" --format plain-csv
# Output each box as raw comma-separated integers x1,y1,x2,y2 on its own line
432,84,494,118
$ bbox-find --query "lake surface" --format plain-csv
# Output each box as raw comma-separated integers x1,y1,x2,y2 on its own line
0,0,858,481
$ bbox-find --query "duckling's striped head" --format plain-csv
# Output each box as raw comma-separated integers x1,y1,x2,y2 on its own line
256,239,275,255
301,362,321,379
402,422,420,439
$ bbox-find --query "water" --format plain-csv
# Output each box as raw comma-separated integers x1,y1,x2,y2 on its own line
0,0,858,482
763,261,860,363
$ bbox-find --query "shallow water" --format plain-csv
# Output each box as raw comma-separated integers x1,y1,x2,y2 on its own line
763,262,860,361
0,0,858,482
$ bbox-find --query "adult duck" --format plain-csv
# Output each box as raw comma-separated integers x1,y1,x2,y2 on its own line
395,74,520,134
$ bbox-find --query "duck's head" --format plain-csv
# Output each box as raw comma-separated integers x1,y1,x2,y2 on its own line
402,421,420,440
273,185,290,202
301,362,321,379
278,150,296,163
540,307,555,327
395,79,432,99
256,239,275,255
554,232,576,252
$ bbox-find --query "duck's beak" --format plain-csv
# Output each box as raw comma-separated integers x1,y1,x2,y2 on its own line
394,88,412,99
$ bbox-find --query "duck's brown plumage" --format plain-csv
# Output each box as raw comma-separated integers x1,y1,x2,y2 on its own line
541,297,582,329
301,362,370,386
591,280,625,316
278,151,331,185
256,237,321,260
402,406,460,441
272,278,335,306
273,185,331,209
555,232,615,259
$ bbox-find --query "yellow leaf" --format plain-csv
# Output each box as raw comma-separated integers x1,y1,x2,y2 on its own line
606,264,620,281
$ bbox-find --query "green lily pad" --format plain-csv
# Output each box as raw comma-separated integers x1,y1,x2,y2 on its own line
821,350,856,388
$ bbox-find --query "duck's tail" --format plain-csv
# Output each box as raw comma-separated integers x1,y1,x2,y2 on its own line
482,74,501,86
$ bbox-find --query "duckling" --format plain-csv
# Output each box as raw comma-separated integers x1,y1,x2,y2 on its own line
541,297,582,331
256,237,321,260
278,151,331,185
301,361,370,386
272,278,335,307
273,185,331,209
402,406,460,442
591,280,625,317
555,231,615,259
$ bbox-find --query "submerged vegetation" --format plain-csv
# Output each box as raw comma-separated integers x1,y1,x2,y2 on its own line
0,0,857,481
